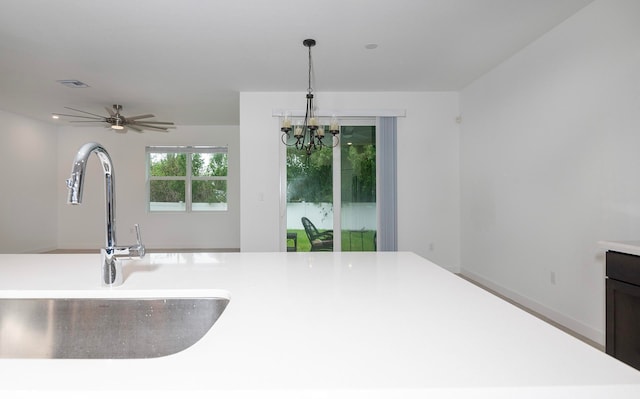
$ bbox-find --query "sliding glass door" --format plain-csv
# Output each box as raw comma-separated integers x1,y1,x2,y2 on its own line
340,125,377,251
284,120,377,252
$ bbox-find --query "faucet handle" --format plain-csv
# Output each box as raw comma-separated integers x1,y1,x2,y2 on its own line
134,223,143,246
128,223,145,259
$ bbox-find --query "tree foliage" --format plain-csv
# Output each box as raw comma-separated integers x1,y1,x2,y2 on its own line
286,144,376,203
193,153,228,203
287,147,333,202
346,144,376,202
149,152,228,204
150,153,186,203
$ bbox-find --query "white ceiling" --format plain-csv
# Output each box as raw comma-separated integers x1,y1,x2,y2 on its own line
0,0,594,126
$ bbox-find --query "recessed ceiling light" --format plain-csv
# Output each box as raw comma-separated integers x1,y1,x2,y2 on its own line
364,43,378,50
51,114,59,119
56,79,90,88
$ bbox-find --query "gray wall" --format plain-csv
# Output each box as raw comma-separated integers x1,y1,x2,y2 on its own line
0,110,58,253
460,0,640,344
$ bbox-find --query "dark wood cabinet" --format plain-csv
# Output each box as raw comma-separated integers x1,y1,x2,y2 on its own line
606,251,640,370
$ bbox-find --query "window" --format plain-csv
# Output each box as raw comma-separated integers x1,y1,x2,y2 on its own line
147,146,228,212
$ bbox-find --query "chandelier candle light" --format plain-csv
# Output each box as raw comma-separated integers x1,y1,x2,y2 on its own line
281,39,339,156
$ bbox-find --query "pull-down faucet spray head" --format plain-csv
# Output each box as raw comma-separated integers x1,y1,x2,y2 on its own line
66,143,107,205
66,171,83,204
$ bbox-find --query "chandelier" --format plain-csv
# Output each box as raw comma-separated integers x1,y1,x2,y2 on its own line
281,39,339,156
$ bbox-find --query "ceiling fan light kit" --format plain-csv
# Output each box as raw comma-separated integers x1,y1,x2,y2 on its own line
53,104,175,133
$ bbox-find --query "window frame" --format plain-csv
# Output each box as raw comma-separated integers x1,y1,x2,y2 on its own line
146,145,229,213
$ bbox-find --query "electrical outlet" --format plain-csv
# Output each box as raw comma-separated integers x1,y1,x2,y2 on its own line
550,271,556,285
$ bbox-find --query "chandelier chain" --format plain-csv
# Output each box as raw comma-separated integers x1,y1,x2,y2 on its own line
307,44,313,94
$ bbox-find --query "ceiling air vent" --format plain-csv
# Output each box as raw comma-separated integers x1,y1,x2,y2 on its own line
56,79,89,88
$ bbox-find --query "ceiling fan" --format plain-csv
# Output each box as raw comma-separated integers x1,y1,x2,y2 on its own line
54,104,175,133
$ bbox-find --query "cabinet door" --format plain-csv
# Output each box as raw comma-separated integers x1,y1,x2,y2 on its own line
607,277,640,370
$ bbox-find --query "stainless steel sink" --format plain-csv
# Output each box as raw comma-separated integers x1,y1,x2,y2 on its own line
0,295,229,359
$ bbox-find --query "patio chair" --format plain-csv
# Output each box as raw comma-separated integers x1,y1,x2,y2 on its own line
301,217,333,251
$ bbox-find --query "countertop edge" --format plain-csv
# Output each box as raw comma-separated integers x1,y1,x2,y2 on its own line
598,240,640,257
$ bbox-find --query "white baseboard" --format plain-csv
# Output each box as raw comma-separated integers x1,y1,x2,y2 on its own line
460,267,604,346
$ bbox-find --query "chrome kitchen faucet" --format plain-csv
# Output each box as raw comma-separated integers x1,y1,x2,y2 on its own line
66,142,145,286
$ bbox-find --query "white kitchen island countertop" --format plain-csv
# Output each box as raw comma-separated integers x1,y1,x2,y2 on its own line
1,251,640,398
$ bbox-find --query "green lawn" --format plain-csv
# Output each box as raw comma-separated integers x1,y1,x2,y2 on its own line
287,229,376,252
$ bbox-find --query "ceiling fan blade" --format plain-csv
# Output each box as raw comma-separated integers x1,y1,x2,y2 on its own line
105,107,116,117
64,107,106,119
127,125,144,133
130,123,170,132
69,120,109,123
131,121,174,125
126,114,155,120
55,113,105,120
130,121,173,128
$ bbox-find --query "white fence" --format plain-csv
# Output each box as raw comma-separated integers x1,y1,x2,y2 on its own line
287,202,376,230
149,202,228,211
